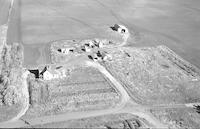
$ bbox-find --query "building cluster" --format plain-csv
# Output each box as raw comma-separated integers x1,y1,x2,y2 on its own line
57,47,75,54
26,24,129,81
43,66,66,80
81,39,104,52
45,38,115,81
111,24,128,34
55,39,104,55
54,39,112,62
88,50,112,62
29,65,66,81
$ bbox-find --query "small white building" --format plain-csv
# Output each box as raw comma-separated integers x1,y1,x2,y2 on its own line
94,41,103,48
81,45,91,52
88,41,95,48
118,25,128,34
89,51,112,62
102,53,112,61
57,47,75,54
43,71,54,80
43,66,67,81
84,41,95,48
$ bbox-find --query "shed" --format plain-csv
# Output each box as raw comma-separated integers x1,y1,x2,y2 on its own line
43,71,53,80
29,69,40,78
112,24,120,31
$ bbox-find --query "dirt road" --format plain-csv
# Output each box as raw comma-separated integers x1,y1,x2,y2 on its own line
85,61,131,105
0,101,171,128
7,0,21,45
9,70,30,122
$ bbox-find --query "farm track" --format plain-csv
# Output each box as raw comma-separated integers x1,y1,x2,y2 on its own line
85,61,131,104
8,71,30,122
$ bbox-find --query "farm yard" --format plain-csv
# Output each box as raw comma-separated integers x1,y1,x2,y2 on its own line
102,46,200,105
1,0,200,128
49,38,120,64
22,65,120,119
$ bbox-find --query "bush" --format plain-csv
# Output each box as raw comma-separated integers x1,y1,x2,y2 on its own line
1,45,11,68
0,43,24,106
2,86,19,106
10,43,23,68
0,75,10,87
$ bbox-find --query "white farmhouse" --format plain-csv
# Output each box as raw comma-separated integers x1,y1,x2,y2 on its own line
43,71,54,80
43,66,67,81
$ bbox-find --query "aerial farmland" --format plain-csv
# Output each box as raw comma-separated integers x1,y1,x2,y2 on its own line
0,0,200,128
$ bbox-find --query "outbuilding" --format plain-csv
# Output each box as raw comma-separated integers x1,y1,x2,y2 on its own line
43,71,54,80
57,47,75,54
112,24,120,31
28,69,40,78
111,24,128,34
81,45,91,52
